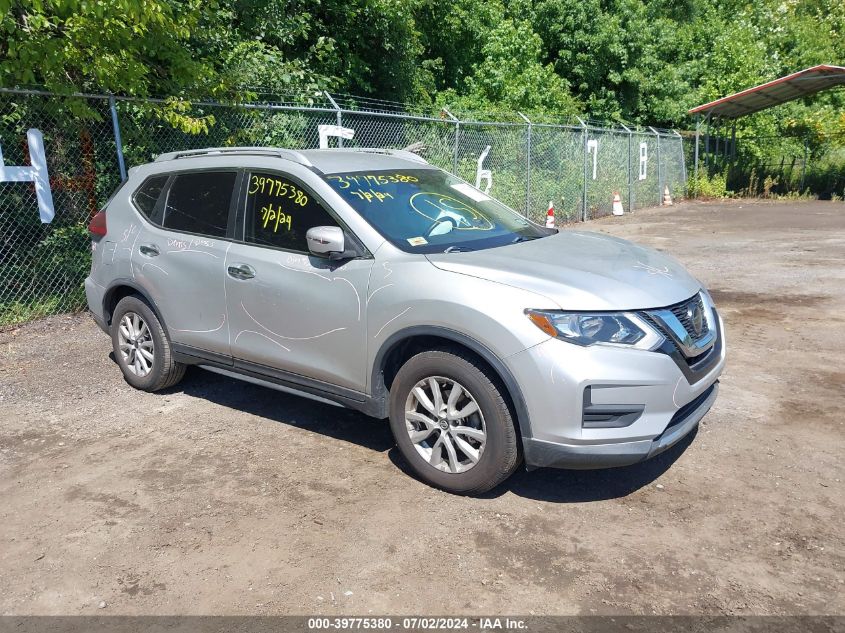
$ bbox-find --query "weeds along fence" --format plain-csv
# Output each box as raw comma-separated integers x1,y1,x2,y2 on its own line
695,131,845,198
0,88,686,326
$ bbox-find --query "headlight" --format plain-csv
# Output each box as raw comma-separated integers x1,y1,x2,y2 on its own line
526,310,664,350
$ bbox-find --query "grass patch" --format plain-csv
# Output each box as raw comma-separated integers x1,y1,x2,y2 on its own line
0,289,86,328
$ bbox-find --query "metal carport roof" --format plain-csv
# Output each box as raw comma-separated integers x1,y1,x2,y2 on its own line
689,65,845,119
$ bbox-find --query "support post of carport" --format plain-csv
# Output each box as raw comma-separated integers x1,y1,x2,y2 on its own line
731,122,737,160
801,138,809,192
694,115,700,186
714,118,720,166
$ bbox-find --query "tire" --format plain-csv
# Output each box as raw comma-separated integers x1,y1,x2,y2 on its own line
388,349,520,494
111,295,185,392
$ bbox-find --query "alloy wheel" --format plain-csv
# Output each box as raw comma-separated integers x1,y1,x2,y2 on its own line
117,312,154,377
404,376,487,473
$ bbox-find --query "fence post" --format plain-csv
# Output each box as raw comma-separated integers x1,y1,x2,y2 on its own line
675,129,686,195
519,112,531,217
453,121,460,175
442,107,460,176
621,123,633,212
578,117,588,222
109,95,127,182
650,126,661,205
324,91,343,148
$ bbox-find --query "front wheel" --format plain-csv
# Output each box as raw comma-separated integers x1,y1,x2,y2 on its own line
388,349,520,494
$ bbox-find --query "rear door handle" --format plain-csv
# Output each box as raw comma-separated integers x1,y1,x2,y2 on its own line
227,263,256,280
139,244,160,257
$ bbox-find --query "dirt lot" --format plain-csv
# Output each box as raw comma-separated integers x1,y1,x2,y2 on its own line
0,200,843,616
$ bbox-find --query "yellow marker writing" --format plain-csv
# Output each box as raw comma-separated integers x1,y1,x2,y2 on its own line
329,173,419,190
261,203,293,233
249,176,308,206
350,188,394,203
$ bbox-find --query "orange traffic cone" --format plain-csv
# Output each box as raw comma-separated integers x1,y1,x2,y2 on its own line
612,192,624,216
546,201,555,228
662,186,673,206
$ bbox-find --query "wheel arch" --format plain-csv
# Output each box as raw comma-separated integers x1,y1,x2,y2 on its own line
102,279,166,330
372,326,533,439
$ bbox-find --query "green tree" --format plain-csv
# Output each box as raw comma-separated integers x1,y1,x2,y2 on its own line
0,0,333,102
443,16,580,117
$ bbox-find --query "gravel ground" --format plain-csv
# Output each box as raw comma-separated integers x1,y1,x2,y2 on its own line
0,199,843,616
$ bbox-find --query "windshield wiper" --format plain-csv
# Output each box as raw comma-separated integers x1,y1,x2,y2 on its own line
511,235,540,244
443,246,474,253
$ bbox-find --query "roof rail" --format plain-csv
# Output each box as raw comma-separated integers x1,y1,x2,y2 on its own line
328,147,429,165
154,147,313,167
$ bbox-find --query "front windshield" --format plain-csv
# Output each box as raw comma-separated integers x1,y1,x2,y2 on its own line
322,168,553,253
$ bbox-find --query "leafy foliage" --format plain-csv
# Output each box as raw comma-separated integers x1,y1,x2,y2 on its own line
2,0,843,135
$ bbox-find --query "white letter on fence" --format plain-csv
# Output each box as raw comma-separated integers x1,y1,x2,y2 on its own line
318,125,355,149
587,139,598,180
639,142,648,181
475,145,492,193
0,128,55,223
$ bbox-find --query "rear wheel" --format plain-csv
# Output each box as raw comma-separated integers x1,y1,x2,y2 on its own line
111,295,185,391
388,349,520,494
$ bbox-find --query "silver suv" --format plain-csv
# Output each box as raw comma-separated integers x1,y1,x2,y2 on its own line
86,147,725,494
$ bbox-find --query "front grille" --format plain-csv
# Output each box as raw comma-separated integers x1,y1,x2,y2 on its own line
640,312,692,360
641,294,721,376
669,294,707,342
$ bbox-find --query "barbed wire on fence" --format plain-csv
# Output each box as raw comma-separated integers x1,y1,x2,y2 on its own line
0,87,687,326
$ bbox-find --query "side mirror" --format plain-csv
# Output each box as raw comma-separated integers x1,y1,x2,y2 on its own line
306,226,358,260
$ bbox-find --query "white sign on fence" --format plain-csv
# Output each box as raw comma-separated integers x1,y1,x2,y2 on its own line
475,145,492,193
639,142,648,181
0,128,54,223
587,139,599,180
318,125,355,149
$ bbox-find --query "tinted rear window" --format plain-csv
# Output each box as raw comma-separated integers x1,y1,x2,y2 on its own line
162,171,236,238
132,175,167,220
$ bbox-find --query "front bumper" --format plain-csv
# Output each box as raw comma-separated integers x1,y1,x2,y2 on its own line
523,382,718,469
506,309,725,470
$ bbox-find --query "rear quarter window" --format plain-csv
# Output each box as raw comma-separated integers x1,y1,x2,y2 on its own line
131,175,168,221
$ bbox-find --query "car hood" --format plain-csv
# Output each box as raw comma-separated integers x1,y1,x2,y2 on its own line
425,230,701,310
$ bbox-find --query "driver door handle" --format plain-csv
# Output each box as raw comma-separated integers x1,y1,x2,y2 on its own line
227,263,256,280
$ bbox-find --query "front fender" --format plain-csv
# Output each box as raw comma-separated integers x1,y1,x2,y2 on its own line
371,324,537,440
366,260,557,438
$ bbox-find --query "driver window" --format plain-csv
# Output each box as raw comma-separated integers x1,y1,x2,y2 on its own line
244,172,337,252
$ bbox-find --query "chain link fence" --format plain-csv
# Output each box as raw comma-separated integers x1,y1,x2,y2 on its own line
0,88,687,326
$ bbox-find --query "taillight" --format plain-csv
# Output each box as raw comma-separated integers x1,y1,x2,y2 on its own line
88,210,107,237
